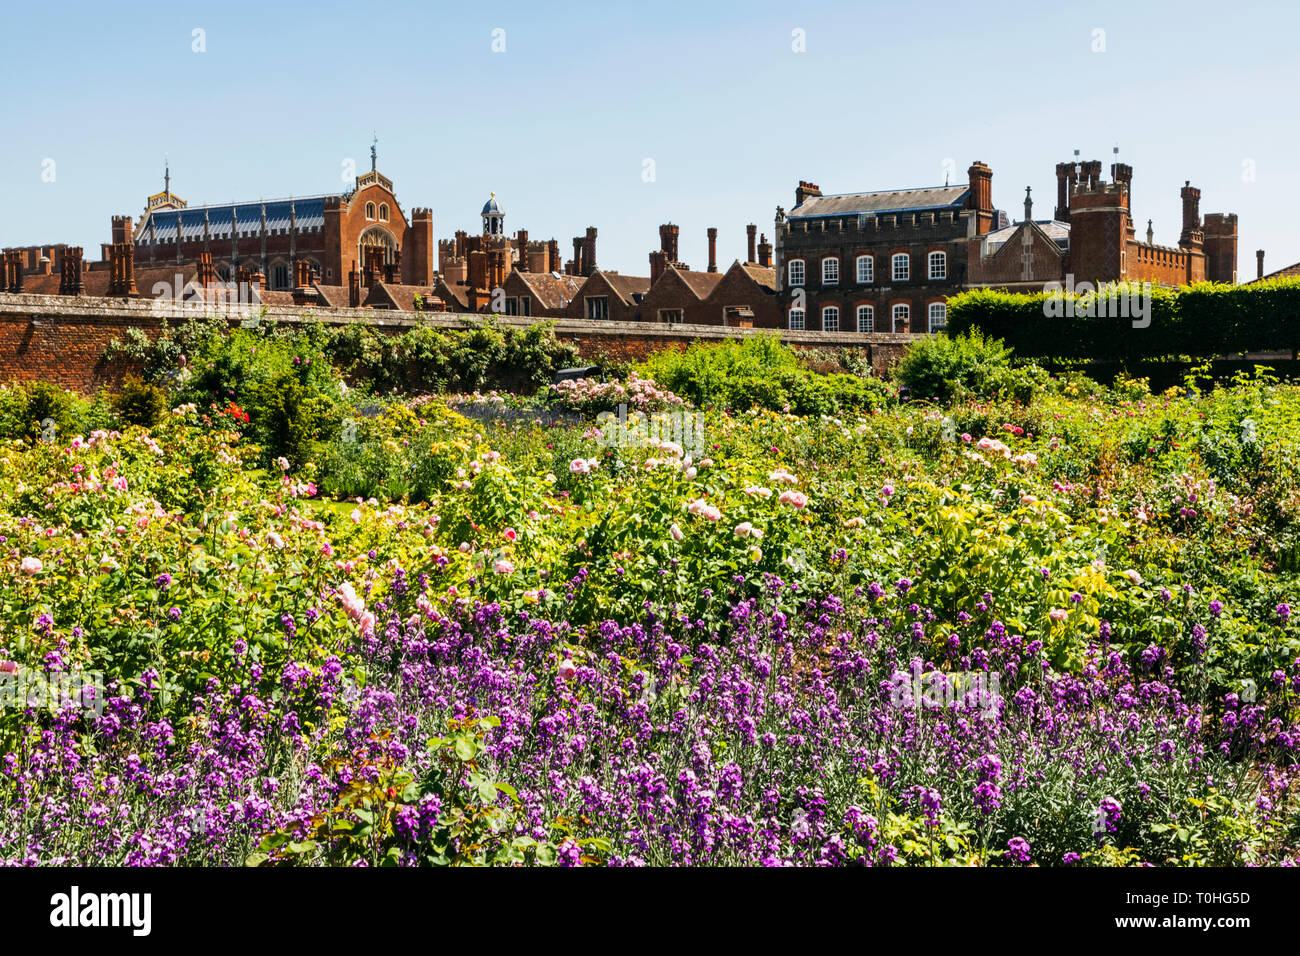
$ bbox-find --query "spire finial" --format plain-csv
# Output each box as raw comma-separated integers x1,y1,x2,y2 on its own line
164,154,170,195
371,132,377,172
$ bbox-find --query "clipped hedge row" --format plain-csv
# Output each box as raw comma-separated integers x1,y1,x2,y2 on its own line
947,277,1300,361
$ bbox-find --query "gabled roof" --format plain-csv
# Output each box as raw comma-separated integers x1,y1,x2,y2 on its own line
432,278,469,310
984,219,1070,251
738,262,777,291
314,283,352,309
1252,262,1300,284
594,271,651,304
790,185,969,219
672,267,725,299
513,272,582,310
364,282,434,311
254,289,297,306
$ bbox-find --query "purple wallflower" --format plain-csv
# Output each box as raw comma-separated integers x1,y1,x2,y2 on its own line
1006,837,1032,865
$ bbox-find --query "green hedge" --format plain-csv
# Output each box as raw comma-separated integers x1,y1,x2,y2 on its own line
947,277,1300,361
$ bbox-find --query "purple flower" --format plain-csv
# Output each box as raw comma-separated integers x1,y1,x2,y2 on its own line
1277,603,1291,623
1209,600,1224,617
1006,837,1032,865
167,607,181,622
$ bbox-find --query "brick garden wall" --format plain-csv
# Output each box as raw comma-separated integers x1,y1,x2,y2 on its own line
0,292,919,393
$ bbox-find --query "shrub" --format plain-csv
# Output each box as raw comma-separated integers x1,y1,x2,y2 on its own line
248,373,342,468
894,330,1020,403
636,335,892,414
946,277,1300,361
113,375,170,428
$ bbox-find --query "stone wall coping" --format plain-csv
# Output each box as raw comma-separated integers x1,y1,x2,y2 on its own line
0,292,920,346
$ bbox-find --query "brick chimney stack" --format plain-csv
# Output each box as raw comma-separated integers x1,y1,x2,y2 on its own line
659,223,680,262
966,162,994,236
111,215,133,246
1054,162,1076,222
795,181,822,206
1111,162,1133,202
649,250,667,284
583,227,597,276
547,239,560,273
1258,249,1266,280
4,251,23,293
572,237,583,276
107,242,138,297
59,247,85,295
757,234,772,269
1180,181,1202,246
746,224,757,264
488,247,508,290
707,227,718,273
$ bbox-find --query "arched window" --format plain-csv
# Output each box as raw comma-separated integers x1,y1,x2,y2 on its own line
928,252,947,280
892,304,910,332
379,203,389,222
365,202,376,220
821,256,839,285
928,302,947,332
821,306,839,331
892,253,909,282
856,304,874,332
856,255,873,284
787,259,805,287
788,307,806,330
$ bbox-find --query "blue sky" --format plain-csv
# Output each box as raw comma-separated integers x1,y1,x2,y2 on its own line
2,0,1296,278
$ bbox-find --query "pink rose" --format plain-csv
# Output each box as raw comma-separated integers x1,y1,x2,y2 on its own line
558,659,577,681
20,557,42,575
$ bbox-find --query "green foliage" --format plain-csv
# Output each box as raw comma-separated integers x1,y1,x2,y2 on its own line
104,315,225,383
895,330,1041,404
637,334,893,413
0,381,115,442
113,375,170,428
947,277,1300,361
325,320,580,395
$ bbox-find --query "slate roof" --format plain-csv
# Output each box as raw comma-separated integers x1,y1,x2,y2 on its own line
136,196,336,243
789,185,969,219
984,220,1071,250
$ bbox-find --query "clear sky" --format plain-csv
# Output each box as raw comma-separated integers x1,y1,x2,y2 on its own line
2,0,1296,279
